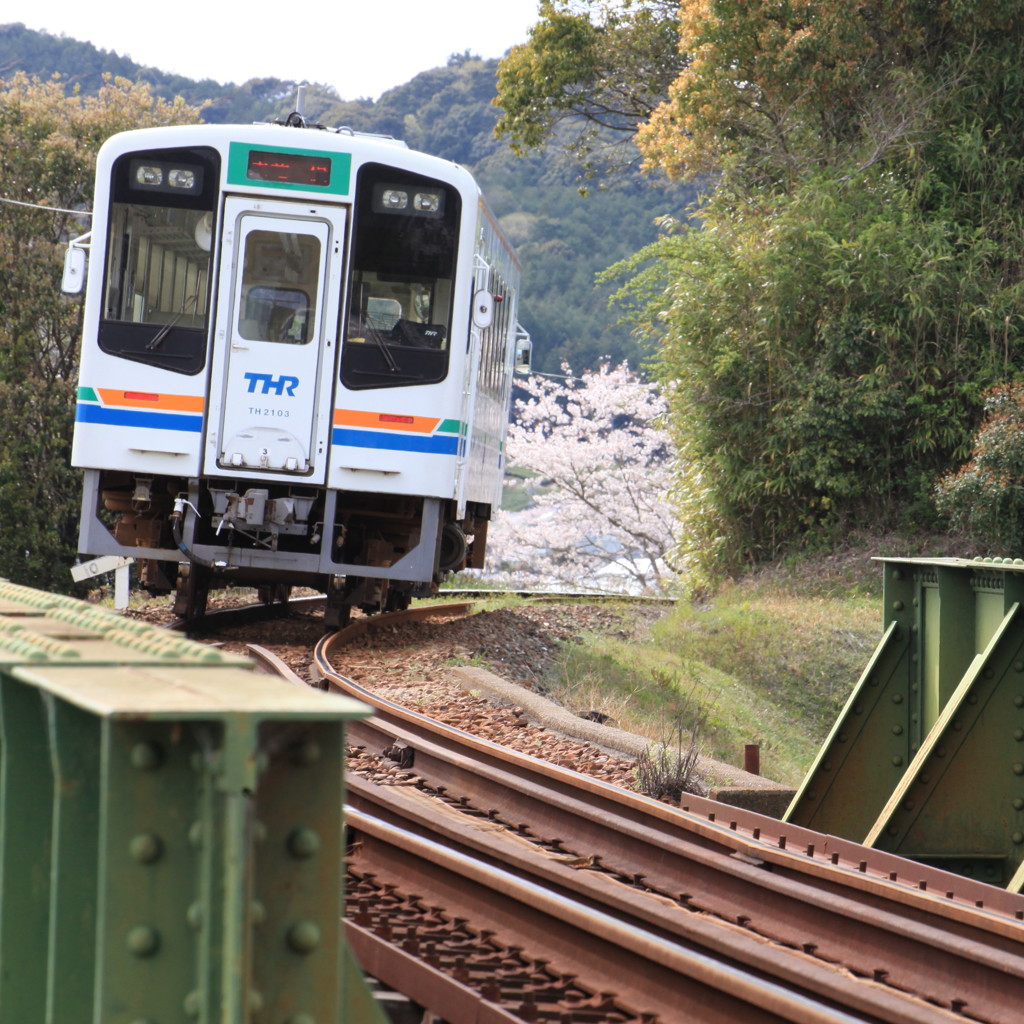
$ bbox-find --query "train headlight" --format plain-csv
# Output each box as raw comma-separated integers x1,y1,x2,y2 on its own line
413,191,441,213
135,164,163,186
168,168,196,189
128,158,203,195
373,183,446,217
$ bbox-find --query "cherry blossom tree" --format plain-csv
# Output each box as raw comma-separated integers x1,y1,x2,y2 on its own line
483,362,680,594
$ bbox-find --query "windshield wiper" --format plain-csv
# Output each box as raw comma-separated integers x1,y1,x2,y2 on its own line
147,294,199,350
366,324,401,373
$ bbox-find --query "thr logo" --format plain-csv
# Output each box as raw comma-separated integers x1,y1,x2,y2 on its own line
243,372,299,396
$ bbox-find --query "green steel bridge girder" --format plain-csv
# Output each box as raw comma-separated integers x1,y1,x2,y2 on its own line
785,557,1024,891
0,580,389,1024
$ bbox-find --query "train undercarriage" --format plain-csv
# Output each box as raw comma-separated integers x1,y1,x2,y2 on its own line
80,467,489,625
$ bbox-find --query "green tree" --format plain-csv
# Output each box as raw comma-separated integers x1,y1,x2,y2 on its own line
0,74,201,590
595,2,1024,577
494,0,685,176
936,384,1024,555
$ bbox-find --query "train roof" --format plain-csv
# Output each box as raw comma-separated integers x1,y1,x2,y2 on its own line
96,121,481,194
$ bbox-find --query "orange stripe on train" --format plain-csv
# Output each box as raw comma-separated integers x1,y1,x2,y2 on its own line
97,389,206,413
333,409,440,433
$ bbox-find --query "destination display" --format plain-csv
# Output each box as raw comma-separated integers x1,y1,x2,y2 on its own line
246,149,331,187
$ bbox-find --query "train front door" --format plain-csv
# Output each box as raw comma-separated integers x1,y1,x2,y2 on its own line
205,196,345,483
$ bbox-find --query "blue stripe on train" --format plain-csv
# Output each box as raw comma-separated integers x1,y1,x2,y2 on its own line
331,427,459,455
75,405,203,432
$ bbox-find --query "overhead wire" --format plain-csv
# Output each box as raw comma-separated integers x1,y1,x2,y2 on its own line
0,194,92,216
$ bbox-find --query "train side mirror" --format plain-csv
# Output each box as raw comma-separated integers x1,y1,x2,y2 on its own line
61,233,91,295
472,289,494,329
514,323,532,375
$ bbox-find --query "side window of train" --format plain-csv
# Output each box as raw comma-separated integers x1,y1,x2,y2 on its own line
341,163,460,389
98,147,220,374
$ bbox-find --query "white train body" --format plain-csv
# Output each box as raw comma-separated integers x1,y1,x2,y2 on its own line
69,120,528,619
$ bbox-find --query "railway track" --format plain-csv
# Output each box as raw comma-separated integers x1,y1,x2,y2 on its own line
216,598,1024,1021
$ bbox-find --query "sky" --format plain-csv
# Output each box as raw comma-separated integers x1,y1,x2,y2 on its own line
13,1,542,100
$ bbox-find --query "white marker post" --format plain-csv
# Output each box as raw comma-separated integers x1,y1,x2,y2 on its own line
70,555,136,610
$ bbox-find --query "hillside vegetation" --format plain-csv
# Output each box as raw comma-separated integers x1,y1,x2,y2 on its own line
497,2,1024,582
0,23,697,376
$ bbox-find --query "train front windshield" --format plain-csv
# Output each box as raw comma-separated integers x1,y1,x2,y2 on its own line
342,163,461,389
99,148,220,375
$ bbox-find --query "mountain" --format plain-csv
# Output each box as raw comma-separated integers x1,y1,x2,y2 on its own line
0,24,698,374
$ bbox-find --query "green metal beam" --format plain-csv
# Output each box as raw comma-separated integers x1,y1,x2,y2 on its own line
865,602,1024,889
788,557,1024,892
0,581,389,1024
783,558,917,838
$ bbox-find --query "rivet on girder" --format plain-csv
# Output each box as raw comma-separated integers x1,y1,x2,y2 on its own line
286,920,321,954
1015,728,1024,742
1014,798,1024,811
1012,832,1024,845
131,741,164,771
892,756,904,766
183,991,201,1018
187,902,204,929
126,925,161,957
892,693,903,704
1014,663,1024,674
188,822,205,848
251,901,267,925
129,832,164,864
291,739,322,766
1014,763,1024,776
287,827,321,859
892,725,903,735
249,991,264,1013
1016,695,1024,706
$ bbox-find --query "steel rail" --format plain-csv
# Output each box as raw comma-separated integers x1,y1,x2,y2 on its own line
346,804,897,1024
317,616,1024,1023
319,607,1024,914
347,773,972,1024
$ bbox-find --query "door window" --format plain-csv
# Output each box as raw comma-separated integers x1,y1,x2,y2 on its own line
237,230,321,345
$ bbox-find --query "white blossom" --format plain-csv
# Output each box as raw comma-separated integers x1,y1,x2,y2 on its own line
483,361,681,594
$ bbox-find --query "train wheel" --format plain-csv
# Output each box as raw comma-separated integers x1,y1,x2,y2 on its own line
257,584,292,606
323,576,352,630
384,585,411,613
173,563,210,621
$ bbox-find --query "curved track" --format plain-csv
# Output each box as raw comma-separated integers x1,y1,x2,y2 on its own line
314,604,1024,1024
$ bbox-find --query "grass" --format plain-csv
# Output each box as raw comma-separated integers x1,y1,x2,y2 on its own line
541,547,887,787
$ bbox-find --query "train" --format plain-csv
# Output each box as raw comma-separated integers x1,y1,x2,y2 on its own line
63,105,530,624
